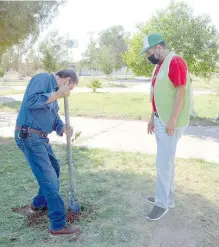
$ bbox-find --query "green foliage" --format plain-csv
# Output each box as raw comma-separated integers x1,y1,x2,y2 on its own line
39,31,69,73
83,38,100,73
1,47,18,71
0,1,63,56
123,1,219,78
0,37,41,72
98,47,115,77
88,79,102,92
76,59,89,76
0,67,5,78
82,25,129,77
41,48,59,73
99,25,129,71
122,33,153,77
27,50,41,72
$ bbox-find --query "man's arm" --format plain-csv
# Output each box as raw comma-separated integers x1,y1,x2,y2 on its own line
53,114,64,136
166,56,187,135
54,114,74,137
148,111,155,134
169,86,186,122
25,73,54,109
26,74,70,109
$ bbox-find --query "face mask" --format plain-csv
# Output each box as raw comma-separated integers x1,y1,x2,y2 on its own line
148,54,160,64
148,47,161,64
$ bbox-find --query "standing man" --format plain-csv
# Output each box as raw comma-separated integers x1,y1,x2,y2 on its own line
140,34,191,220
15,70,80,236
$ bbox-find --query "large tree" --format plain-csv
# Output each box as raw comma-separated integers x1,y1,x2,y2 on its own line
83,38,100,74
1,47,18,71
82,25,129,77
123,1,219,78
98,25,129,72
39,31,69,72
98,47,115,79
0,1,63,57
1,37,37,72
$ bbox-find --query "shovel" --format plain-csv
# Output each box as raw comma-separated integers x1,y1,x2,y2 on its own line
64,97,81,215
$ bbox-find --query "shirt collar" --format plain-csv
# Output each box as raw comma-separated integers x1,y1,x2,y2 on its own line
50,73,59,91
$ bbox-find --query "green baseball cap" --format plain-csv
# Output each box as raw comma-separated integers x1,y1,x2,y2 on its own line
140,33,164,55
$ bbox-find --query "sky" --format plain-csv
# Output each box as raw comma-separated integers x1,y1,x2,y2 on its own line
41,0,219,61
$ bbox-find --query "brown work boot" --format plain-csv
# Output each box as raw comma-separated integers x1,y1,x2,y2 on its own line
50,226,80,237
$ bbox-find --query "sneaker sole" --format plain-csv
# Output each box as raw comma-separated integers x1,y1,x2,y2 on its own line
146,198,175,209
146,208,169,221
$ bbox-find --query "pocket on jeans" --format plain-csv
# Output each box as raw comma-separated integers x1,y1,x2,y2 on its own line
29,133,49,147
154,119,167,139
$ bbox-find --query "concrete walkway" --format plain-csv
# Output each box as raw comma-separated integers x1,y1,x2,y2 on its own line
0,112,218,164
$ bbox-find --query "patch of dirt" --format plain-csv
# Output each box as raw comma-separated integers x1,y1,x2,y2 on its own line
12,205,48,227
12,202,97,229
66,210,81,224
67,202,97,224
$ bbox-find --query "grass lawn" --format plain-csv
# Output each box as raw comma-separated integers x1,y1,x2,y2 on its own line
0,75,217,90
0,81,28,87
78,77,139,88
0,93,218,126
0,77,137,88
59,93,219,126
191,76,218,91
0,90,24,96
0,138,218,247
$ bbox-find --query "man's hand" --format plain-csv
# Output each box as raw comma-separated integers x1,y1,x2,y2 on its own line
62,124,74,137
56,85,71,98
166,118,176,136
147,119,155,135
46,85,71,104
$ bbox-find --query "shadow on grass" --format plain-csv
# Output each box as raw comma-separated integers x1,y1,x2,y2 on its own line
0,100,21,111
190,116,219,127
186,116,219,143
107,84,128,88
112,78,151,83
0,96,17,103
0,139,218,247
185,124,219,143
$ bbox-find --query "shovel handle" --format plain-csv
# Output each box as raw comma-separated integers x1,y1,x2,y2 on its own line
64,97,75,198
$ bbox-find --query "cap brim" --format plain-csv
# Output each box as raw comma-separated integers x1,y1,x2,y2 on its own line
139,47,148,55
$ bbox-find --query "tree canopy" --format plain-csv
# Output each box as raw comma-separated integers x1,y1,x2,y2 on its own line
123,1,219,78
39,31,69,73
0,1,63,56
83,25,129,77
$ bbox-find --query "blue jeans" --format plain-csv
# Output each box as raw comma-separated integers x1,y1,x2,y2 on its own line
15,131,66,230
154,116,186,209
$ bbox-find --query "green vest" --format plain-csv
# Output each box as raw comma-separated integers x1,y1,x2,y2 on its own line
151,52,191,128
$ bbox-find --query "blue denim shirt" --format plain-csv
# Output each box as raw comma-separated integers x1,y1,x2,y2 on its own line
16,73,64,135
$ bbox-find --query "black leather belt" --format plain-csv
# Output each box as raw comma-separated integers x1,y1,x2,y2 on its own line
15,126,48,137
154,112,159,118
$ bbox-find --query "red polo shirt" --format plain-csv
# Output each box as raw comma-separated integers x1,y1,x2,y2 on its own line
152,56,187,112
